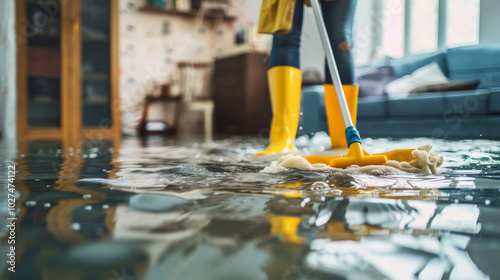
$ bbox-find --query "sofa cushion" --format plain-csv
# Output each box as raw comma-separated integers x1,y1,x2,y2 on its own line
386,61,449,99
447,44,500,89
358,98,387,118
490,87,500,113
410,79,480,93
357,63,395,98
387,90,490,117
391,51,448,78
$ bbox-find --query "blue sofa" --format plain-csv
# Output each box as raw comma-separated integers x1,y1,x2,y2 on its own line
298,44,500,139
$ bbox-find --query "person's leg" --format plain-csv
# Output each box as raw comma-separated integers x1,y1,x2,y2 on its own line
256,0,304,156
268,0,304,69
322,0,357,84
321,0,358,148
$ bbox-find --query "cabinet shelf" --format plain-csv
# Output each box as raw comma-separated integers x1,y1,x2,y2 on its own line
83,74,109,80
84,99,109,104
29,98,59,104
139,6,236,21
28,74,60,79
31,32,59,38
82,36,109,42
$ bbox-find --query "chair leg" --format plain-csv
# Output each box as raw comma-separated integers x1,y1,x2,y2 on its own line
204,102,214,141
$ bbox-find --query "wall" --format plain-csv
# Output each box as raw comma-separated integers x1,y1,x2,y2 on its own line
0,0,17,139
479,0,500,44
119,0,237,134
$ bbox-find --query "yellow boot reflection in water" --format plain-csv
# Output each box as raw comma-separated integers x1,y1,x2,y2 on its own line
267,214,304,244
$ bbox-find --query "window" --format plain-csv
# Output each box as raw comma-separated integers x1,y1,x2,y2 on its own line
409,0,438,54
383,0,405,58
377,0,480,61
446,0,480,47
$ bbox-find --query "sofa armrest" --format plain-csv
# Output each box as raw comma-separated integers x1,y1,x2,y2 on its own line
299,86,327,135
489,87,500,113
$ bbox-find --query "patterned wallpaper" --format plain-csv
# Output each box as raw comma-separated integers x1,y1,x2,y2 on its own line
0,0,16,139
119,0,239,134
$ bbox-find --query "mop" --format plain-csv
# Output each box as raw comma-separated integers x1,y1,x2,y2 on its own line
303,0,416,169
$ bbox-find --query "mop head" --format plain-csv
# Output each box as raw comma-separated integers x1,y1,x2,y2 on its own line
261,144,444,175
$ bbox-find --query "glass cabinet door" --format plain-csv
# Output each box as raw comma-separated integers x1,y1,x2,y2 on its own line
80,0,112,128
25,0,62,128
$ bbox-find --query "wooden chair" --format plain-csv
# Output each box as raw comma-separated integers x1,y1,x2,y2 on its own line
178,62,214,141
137,85,183,136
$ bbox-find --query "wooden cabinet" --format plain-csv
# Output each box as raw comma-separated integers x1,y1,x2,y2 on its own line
16,0,120,141
212,52,272,134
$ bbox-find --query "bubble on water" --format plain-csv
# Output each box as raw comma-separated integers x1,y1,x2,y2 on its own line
485,199,491,206
310,181,330,191
454,199,459,203
331,189,343,195
26,201,37,207
85,205,92,211
299,126,303,130
102,204,109,209
46,185,51,188
300,197,311,207
83,194,91,199
44,203,51,208
300,112,303,116
465,195,473,201
35,179,40,181
72,223,81,231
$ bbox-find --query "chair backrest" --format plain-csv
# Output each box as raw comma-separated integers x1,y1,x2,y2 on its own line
178,62,213,102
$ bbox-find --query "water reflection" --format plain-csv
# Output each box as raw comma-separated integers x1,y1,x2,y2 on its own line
1,136,500,279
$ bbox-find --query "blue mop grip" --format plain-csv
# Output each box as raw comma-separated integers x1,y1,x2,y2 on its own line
345,126,361,147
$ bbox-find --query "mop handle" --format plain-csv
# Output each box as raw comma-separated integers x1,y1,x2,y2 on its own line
310,0,353,129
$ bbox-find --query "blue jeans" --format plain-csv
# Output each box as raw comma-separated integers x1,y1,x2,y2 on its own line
268,0,357,84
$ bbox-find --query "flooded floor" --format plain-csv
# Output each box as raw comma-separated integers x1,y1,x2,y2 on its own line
1,135,500,280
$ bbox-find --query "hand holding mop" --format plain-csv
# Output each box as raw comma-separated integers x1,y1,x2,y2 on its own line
303,0,415,168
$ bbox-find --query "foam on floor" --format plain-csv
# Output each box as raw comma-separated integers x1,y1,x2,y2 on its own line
261,144,444,175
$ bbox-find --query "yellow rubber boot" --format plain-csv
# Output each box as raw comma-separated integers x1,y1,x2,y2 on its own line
324,84,359,148
255,66,302,156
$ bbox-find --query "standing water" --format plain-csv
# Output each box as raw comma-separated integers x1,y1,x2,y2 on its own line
1,136,500,279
